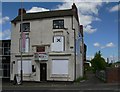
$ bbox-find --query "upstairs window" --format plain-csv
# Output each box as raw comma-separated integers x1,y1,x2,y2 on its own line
53,20,64,29
2,42,10,55
19,33,30,53
51,36,64,52
20,22,30,32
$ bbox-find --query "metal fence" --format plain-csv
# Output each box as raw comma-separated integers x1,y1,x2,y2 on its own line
95,70,106,82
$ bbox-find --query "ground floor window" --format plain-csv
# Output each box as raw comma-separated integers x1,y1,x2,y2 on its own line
2,63,10,77
51,60,68,75
18,60,32,75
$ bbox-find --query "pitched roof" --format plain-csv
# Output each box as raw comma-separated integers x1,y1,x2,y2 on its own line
11,9,74,23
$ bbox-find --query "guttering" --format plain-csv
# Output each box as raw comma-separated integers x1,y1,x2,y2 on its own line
72,15,76,81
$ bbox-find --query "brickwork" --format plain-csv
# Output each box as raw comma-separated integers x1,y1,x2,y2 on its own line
106,67,120,83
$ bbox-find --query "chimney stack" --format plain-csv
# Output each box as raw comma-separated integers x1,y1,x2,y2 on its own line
72,3,77,12
18,8,26,16
72,3,79,22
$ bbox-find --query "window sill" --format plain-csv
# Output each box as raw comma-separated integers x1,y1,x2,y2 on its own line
17,74,32,77
15,53,33,57
49,52,71,56
52,29,64,33
50,74,69,78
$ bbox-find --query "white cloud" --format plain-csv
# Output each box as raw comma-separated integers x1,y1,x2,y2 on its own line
101,46,105,49
87,55,94,60
55,2,103,34
0,29,11,40
77,2,101,15
0,16,10,24
93,42,115,49
109,5,120,12
56,2,72,10
106,42,115,47
26,2,103,34
84,25,97,34
26,7,50,13
93,42,100,47
109,55,118,63
94,17,101,21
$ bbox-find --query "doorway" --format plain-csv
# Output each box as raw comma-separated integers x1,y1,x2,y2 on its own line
40,63,47,81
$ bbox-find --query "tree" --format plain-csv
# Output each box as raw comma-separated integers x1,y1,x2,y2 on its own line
91,51,107,72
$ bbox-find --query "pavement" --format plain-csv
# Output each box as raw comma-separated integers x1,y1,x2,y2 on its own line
1,71,120,92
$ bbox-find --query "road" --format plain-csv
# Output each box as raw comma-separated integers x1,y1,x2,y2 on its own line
1,71,120,92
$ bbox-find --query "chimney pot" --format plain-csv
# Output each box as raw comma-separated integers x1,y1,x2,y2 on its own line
72,3,77,11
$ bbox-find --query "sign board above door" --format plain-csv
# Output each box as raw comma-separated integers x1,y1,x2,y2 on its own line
34,52,48,61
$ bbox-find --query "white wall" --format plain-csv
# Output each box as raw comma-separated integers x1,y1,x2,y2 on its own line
73,16,84,78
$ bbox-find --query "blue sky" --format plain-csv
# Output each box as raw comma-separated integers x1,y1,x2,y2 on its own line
1,1,119,62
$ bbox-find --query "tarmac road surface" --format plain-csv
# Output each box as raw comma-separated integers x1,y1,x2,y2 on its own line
1,71,120,92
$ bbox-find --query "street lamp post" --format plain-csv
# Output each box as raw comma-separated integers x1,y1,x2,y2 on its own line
20,1,23,84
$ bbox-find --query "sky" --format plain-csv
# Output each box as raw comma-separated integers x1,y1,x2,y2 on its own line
0,1,119,62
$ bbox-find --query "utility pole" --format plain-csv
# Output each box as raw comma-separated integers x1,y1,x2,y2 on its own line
20,0,23,84
113,54,115,63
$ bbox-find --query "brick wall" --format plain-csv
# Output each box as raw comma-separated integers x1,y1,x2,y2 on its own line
106,67,120,83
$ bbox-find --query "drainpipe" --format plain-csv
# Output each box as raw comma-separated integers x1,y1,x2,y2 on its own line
74,28,76,81
72,16,76,81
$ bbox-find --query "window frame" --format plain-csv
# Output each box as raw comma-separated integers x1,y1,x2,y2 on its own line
18,60,32,75
19,33,30,53
51,59,69,75
20,22,30,32
52,35,65,52
36,46,45,52
53,19,64,29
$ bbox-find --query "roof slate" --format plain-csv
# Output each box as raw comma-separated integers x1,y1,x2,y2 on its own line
11,9,73,23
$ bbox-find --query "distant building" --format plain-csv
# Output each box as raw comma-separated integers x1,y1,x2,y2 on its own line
0,40,11,80
107,58,109,64
83,44,87,62
10,3,84,82
113,61,120,68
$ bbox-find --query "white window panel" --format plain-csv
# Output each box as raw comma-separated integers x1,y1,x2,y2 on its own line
19,33,30,53
52,60,68,74
51,36,64,52
18,60,32,74
25,38,29,52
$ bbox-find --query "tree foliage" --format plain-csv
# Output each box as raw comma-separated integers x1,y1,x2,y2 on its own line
91,51,107,72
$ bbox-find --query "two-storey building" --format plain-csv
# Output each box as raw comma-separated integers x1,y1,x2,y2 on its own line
10,3,84,82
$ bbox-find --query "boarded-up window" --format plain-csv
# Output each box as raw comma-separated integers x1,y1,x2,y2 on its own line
18,60,32,74
19,33,30,53
51,60,68,74
51,36,64,52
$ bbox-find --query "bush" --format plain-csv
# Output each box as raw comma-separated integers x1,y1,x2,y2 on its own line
91,51,107,72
